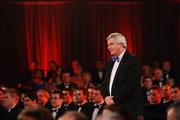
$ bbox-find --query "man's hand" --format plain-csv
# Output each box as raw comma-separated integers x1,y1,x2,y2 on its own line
105,96,115,105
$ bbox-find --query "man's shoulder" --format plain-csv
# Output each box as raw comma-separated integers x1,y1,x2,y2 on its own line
123,51,140,63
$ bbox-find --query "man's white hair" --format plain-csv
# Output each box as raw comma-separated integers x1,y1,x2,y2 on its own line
106,32,127,48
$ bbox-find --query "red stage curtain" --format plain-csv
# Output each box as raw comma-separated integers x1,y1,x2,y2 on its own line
15,1,142,72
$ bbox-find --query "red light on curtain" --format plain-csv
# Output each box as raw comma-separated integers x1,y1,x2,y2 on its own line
21,4,64,71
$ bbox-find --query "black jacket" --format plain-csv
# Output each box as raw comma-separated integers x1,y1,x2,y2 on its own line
103,51,142,117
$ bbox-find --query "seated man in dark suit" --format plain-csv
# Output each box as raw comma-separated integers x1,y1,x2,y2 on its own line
162,60,179,83
2,88,22,120
57,72,77,90
23,90,39,109
171,84,180,102
62,89,77,111
72,88,94,120
91,86,105,120
162,84,173,107
50,90,66,120
138,86,166,120
37,89,51,109
91,61,105,86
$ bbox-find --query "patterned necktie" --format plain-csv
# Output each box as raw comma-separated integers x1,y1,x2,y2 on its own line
112,56,119,62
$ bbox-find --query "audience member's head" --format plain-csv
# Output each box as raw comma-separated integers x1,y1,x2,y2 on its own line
153,68,163,80
82,72,92,83
2,88,20,110
162,84,172,102
72,60,82,76
37,89,49,106
162,60,171,72
92,86,104,104
62,72,71,83
172,84,180,101
167,101,180,120
142,64,152,76
142,76,153,90
23,91,38,109
62,89,73,105
147,85,162,104
73,88,87,104
101,104,133,120
166,78,175,87
59,111,87,120
87,87,95,102
50,90,63,109
18,107,53,120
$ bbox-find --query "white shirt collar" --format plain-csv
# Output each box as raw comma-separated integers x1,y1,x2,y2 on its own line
117,49,126,62
8,104,16,112
52,105,62,111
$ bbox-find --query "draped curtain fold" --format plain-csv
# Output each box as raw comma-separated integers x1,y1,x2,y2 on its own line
15,1,142,73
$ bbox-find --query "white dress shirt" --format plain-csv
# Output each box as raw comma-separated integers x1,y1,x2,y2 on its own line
109,50,126,96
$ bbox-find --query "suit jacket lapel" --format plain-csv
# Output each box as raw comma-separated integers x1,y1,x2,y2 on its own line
111,51,129,95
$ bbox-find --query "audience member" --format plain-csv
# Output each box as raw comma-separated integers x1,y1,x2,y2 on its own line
50,90,66,120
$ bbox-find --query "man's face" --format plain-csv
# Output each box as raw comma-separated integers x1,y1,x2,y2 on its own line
62,91,72,104
62,73,71,83
73,90,86,104
148,89,162,104
142,65,151,75
162,85,172,98
172,88,180,101
23,97,36,108
82,73,91,82
153,69,163,80
50,93,62,108
3,93,16,109
93,90,103,104
143,78,153,89
163,61,171,72
107,38,123,56
88,88,94,101
37,91,48,106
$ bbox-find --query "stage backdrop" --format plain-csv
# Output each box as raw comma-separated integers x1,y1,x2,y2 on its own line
0,1,180,85
15,1,142,72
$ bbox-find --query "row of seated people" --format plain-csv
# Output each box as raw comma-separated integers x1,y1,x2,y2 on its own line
141,60,179,86
2,81,180,120
0,86,106,120
19,60,105,91
19,59,178,92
